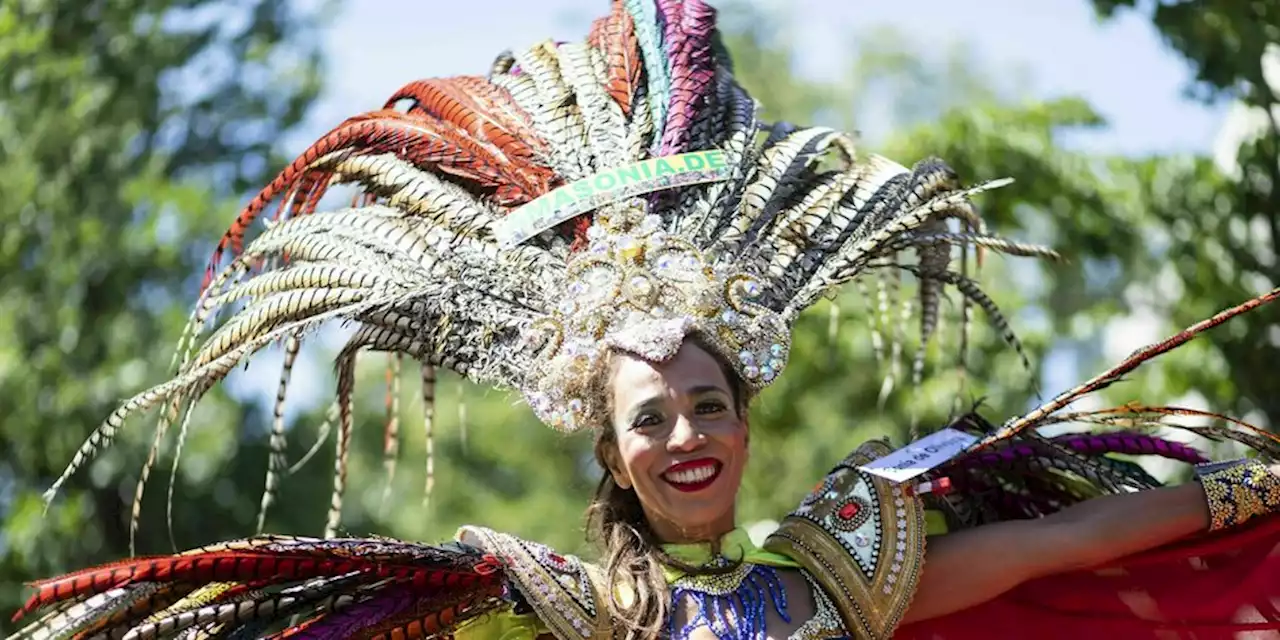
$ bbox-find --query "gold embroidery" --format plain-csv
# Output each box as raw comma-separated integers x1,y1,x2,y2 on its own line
457,526,613,640
763,440,926,640
1197,459,1280,531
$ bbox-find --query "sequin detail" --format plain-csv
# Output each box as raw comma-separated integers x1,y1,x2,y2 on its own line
789,572,848,640
456,526,609,639
1196,458,1280,531
764,440,927,640
519,201,791,432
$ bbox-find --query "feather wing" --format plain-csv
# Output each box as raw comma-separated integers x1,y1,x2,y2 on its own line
931,381,1280,529
10,537,508,640
972,287,1280,448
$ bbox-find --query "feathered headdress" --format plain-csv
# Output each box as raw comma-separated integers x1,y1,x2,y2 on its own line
43,0,1060,541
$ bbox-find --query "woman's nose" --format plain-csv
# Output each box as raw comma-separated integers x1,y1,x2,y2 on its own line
667,416,704,452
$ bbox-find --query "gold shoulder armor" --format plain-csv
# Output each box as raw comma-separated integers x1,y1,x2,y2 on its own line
763,439,927,640
456,526,613,640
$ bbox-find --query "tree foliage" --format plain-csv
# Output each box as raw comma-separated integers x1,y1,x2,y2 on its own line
1085,0,1280,426
0,0,327,623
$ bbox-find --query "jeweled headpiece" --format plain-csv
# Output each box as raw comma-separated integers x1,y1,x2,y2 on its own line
43,0,1058,538
520,198,790,431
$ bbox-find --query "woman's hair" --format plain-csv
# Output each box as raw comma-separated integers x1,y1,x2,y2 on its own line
583,335,751,640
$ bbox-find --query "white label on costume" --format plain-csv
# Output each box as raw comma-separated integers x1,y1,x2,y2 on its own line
858,428,978,484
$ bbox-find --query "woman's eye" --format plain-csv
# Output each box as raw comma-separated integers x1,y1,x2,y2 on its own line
632,413,662,429
695,401,727,415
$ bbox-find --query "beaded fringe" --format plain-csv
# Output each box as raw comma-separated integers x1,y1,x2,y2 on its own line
670,564,790,640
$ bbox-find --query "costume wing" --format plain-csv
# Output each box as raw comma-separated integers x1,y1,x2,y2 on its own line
927,288,1280,527
8,536,510,639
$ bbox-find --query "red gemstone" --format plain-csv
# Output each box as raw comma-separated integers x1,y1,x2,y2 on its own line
838,502,860,520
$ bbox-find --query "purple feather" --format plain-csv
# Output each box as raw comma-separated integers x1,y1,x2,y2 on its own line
655,0,683,77
1051,432,1209,464
952,432,1208,471
657,0,717,155
290,590,414,639
955,443,1037,469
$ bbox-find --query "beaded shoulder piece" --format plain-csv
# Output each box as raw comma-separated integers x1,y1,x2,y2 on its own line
457,526,613,640
763,440,926,640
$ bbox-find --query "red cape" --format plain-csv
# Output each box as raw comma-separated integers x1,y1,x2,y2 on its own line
897,516,1280,639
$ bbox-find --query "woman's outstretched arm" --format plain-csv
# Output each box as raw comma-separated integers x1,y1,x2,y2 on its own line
900,464,1278,624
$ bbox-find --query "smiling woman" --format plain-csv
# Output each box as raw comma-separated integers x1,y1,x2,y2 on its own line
586,339,752,638
11,0,1280,638
604,339,747,542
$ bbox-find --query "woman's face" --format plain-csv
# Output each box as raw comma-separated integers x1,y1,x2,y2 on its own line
605,341,747,543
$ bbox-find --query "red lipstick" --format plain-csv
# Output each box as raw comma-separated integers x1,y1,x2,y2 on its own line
661,458,722,493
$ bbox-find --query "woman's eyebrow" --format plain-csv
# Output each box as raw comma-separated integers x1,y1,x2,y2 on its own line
685,384,728,396
622,396,664,421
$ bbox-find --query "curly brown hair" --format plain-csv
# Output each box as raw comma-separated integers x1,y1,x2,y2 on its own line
583,336,751,640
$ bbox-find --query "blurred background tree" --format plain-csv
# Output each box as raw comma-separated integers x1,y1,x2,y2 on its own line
1086,0,1280,424
0,0,329,621
2,0,1277,629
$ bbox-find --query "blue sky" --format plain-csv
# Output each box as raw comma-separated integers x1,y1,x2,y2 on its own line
297,0,1226,157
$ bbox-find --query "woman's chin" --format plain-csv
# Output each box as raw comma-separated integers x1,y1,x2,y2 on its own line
655,492,737,538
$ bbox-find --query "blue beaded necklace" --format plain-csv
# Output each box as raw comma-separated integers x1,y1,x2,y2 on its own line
669,561,791,640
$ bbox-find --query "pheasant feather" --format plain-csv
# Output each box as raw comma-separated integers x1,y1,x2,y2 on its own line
656,0,717,156
589,0,643,116
624,0,669,146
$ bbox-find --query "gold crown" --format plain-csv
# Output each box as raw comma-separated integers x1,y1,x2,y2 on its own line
518,200,791,431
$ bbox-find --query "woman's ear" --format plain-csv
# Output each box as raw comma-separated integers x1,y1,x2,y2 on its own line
603,446,632,490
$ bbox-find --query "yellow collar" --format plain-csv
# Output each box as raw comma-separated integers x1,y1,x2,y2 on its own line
659,528,798,582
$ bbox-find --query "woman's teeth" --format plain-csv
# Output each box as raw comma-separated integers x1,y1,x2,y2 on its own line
666,465,717,484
